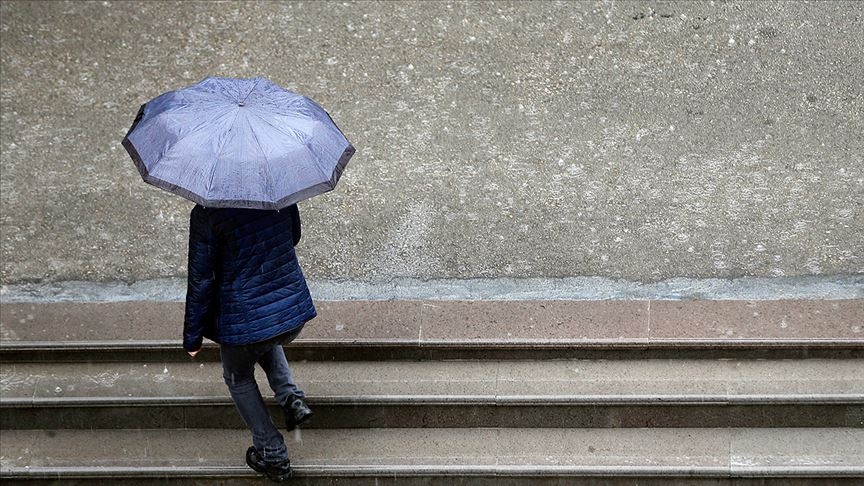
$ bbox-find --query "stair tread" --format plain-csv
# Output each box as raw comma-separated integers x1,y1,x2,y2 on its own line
3,359,863,402
2,300,862,344
2,428,862,474
3,300,863,479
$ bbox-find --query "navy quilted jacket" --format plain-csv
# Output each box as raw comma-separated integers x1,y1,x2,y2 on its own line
183,204,316,351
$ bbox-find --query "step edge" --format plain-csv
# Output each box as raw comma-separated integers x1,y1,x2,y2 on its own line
3,339,864,349
2,464,864,478
3,394,864,407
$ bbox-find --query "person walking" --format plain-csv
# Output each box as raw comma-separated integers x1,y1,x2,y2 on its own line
183,203,315,482
122,76,354,481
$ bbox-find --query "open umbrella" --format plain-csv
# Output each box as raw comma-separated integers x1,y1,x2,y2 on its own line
122,76,355,210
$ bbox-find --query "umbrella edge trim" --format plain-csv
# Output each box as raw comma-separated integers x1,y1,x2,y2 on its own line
122,104,149,180
329,143,356,187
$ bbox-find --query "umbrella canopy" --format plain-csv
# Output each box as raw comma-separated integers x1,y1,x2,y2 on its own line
122,76,355,210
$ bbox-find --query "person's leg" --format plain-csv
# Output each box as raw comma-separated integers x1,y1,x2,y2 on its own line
257,326,312,430
257,328,305,405
220,343,288,463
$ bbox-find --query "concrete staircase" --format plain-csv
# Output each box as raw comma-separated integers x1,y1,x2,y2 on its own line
1,299,863,484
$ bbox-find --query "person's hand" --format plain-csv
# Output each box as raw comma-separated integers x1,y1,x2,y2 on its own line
187,348,201,358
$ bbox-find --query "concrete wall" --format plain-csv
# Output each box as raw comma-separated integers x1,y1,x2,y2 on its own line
1,0,862,286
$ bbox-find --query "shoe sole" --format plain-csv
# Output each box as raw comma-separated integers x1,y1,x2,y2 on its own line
286,411,313,431
246,448,293,482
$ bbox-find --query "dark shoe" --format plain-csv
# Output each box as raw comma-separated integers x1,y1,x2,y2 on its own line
283,393,313,431
245,446,292,482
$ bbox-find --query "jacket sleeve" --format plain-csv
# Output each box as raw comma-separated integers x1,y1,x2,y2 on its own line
288,204,301,246
183,206,215,351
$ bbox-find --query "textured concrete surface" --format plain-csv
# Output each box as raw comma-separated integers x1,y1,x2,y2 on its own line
1,1,863,286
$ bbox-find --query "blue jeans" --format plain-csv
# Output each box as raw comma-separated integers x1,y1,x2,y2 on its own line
220,326,304,463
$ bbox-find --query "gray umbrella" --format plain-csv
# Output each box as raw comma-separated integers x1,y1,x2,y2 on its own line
122,76,355,210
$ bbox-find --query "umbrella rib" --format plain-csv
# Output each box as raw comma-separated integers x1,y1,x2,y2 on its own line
205,108,245,203
244,116,277,204
239,77,264,106
136,90,233,179
244,110,332,184
147,109,232,181
142,89,213,122
245,109,304,139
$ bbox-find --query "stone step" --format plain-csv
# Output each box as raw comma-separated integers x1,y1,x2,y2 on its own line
5,339,863,362
2,428,862,484
2,300,862,361
3,359,862,429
